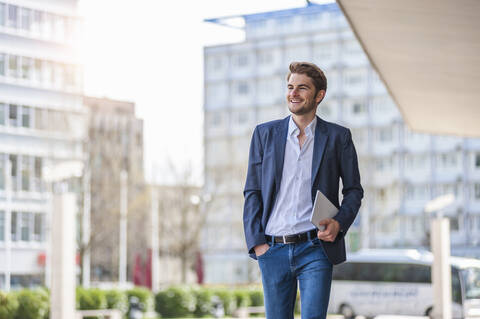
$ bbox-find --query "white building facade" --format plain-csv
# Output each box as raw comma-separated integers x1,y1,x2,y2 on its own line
203,3,480,284
0,0,84,290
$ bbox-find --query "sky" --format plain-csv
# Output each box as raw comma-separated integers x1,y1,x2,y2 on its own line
78,0,331,184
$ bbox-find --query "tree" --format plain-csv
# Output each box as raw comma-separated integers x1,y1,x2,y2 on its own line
154,161,211,284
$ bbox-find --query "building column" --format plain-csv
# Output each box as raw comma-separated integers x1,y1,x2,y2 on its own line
50,193,76,319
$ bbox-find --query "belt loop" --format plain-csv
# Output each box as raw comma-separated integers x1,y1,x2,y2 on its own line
270,235,275,246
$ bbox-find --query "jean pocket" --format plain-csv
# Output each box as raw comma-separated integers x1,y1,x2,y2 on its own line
256,243,275,259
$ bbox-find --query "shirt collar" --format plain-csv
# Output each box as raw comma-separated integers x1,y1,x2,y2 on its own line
288,116,317,137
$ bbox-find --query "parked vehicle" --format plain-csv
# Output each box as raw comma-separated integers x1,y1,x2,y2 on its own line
328,249,480,318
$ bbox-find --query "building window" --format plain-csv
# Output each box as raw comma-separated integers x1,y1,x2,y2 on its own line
20,7,31,30
439,153,457,168
21,57,32,80
0,53,5,76
450,217,459,232
258,51,272,65
21,212,30,241
21,106,31,128
211,57,222,71
21,156,30,191
211,112,221,127
475,183,480,200
353,102,366,114
0,3,5,26
237,82,249,95
11,211,18,241
235,54,248,68
34,213,44,241
237,112,248,124
0,103,5,125
34,157,41,190
8,55,18,78
33,59,42,82
0,154,4,190
9,104,18,126
0,211,4,241
379,127,393,142
7,4,17,28
9,154,17,190
32,10,42,33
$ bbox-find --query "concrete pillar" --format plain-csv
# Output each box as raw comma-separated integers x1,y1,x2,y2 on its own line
50,193,76,319
431,217,452,319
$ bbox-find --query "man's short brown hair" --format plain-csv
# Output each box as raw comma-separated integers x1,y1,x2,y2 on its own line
287,62,327,94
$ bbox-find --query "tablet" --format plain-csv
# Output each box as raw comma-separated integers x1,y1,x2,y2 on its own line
310,190,338,231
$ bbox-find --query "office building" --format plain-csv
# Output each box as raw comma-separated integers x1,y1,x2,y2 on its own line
203,2,480,284
0,0,84,290
83,96,145,283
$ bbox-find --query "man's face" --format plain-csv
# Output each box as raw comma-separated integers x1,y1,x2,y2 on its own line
286,73,324,116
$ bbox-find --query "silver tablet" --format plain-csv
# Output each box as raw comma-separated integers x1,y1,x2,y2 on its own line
310,190,338,231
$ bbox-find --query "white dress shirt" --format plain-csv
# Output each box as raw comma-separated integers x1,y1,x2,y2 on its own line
265,116,317,236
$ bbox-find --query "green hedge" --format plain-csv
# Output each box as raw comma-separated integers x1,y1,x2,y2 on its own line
14,289,49,319
126,287,154,315
155,286,195,318
0,291,19,319
1,285,267,318
105,289,128,314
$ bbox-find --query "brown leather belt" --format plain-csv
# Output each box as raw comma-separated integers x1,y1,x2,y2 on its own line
265,229,317,244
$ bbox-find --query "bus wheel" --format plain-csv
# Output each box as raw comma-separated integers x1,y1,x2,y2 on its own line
339,304,355,319
426,306,433,318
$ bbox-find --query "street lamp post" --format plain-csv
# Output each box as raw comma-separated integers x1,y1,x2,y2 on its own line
119,170,128,285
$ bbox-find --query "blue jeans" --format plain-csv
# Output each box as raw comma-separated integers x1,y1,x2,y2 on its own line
257,235,333,319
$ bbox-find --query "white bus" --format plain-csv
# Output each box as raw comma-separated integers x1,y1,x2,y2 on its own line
328,249,480,318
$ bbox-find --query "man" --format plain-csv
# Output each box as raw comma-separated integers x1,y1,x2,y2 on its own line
243,62,363,319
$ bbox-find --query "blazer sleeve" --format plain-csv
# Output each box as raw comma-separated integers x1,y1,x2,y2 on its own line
333,129,364,234
243,126,267,257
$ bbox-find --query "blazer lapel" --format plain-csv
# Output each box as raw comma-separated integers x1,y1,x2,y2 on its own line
274,117,289,195
311,116,329,189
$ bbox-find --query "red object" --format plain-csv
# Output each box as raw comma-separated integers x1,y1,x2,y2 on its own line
145,249,152,289
133,253,144,286
196,251,204,284
76,252,80,265
37,252,46,266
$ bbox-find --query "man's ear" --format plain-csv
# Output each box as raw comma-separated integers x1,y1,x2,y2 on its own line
316,90,326,104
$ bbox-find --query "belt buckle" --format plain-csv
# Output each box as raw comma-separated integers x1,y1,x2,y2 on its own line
282,235,295,244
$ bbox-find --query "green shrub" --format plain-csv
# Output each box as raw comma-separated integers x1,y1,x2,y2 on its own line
155,286,195,318
126,286,154,315
192,287,213,317
248,288,264,307
105,289,128,314
0,291,19,319
76,288,107,311
233,289,251,309
212,288,236,316
15,289,49,319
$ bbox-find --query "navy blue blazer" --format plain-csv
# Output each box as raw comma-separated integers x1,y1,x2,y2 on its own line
243,115,363,265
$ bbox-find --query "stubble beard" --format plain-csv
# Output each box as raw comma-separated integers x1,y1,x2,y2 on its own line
288,99,317,116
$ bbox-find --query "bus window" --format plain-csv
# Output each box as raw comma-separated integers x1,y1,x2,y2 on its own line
451,267,462,304
461,267,480,300
333,262,430,283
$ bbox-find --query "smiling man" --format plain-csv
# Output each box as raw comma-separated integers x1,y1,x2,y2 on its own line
243,62,363,319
